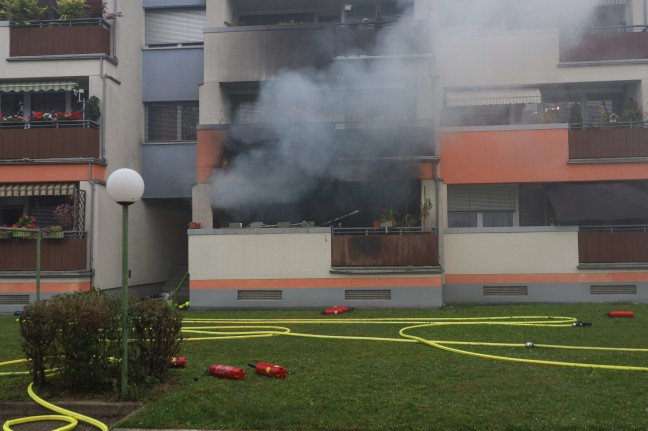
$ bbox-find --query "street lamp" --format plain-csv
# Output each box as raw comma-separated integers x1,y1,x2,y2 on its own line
106,168,144,399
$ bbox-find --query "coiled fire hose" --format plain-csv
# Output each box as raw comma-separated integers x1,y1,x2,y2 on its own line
3,314,648,430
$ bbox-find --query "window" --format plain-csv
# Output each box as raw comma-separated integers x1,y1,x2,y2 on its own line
145,8,206,47
145,102,198,142
448,185,516,228
31,92,66,114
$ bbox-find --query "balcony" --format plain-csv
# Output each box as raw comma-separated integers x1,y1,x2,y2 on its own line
0,120,100,159
10,19,111,57
578,226,648,264
559,26,648,63
569,123,648,160
331,227,438,267
0,235,87,271
206,20,431,81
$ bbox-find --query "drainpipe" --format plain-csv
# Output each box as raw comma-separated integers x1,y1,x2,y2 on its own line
87,162,96,288
645,0,647,25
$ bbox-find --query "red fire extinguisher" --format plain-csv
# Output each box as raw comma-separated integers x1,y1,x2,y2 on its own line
208,364,245,380
249,362,287,379
169,356,186,368
606,310,635,318
321,305,353,315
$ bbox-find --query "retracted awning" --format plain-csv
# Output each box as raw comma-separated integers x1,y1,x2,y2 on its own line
545,181,648,223
0,80,77,93
0,183,76,197
446,87,542,107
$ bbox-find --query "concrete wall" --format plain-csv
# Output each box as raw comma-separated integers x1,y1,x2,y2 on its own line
142,143,196,198
188,229,443,308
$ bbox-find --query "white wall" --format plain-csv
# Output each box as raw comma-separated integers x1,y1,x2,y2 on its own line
443,229,580,275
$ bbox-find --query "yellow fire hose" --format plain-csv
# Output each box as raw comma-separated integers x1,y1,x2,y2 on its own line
3,313,648,430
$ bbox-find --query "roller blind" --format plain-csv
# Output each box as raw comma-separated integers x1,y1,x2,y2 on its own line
145,8,206,46
448,185,516,211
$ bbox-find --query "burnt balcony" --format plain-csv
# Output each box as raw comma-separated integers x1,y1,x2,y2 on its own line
0,120,100,159
0,234,87,271
560,26,648,63
331,227,438,268
10,18,111,57
207,20,431,82
569,122,648,160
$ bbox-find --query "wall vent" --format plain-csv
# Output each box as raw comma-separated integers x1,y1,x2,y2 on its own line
237,290,282,300
483,286,528,296
590,285,636,295
345,289,391,300
0,294,30,305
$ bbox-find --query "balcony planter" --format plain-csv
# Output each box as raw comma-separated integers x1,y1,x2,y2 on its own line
12,231,36,239
0,231,11,239
43,232,64,239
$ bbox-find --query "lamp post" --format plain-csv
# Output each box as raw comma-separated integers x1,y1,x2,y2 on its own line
106,168,144,399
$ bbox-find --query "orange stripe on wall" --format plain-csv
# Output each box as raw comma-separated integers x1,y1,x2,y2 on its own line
191,277,442,290
0,164,105,183
440,129,648,184
0,281,92,293
445,273,648,284
196,129,226,184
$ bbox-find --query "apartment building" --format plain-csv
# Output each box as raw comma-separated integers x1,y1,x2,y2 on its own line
0,0,188,312
3,0,648,311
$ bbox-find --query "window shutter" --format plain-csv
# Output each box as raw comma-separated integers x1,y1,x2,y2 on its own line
448,185,516,211
145,8,206,46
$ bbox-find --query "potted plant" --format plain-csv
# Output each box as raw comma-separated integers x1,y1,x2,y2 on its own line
54,202,74,226
42,225,64,239
188,221,201,229
12,214,37,238
377,208,398,228
84,96,101,122
399,214,418,227
420,198,433,227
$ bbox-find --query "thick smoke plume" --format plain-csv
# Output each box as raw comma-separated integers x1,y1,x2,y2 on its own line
209,0,604,224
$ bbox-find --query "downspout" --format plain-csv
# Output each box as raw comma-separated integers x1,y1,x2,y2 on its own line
645,0,647,26
100,57,107,161
87,162,96,288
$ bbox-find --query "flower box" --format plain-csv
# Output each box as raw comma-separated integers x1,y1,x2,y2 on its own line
13,231,35,239
0,231,11,239
43,232,64,239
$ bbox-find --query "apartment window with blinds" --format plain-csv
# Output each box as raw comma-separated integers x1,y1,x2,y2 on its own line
448,185,517,228
145,103,198,142
145,8,206,47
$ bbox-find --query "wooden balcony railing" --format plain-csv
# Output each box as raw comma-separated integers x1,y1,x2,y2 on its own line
560,26,648,62
0,235,87,271
568,123,648,159
578,226,648,264
331,227,438,267
10,19,111,57
0,120,100,159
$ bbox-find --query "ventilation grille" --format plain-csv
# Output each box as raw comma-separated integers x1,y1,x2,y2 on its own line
590,285,637,295
237,290,282,301
345,289,391,300
0,294,30,305
483,286,528,296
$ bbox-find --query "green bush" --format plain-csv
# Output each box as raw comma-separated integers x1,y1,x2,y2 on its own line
18,290,184,396
84,95,101,121
55,0,87,19
0,0,47,21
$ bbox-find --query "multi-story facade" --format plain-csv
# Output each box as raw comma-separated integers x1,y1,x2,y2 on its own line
4,0,648,311
0,0,188,312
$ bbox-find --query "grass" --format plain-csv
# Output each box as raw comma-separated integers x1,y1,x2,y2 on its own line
3,304,648,430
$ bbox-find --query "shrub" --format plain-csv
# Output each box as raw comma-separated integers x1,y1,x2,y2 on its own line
55,0,86,19
84,96,101,121
18,290,184,396
0,0,47,21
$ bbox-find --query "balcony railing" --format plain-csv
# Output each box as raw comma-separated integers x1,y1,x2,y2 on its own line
331,227,438,267
0,234,87,271
578,225,648,264
0,120,100,159
10,18,111,57
568,122,648,159
560,25,648,62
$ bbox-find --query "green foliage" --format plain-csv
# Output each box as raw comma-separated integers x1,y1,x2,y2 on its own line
55,0,87,19
84,95,101,121
379,207,398,222
0,0,47,21
129,298,184,389
16,290,183,396
568,102,582,124
420,197,433,226
399,213,418,227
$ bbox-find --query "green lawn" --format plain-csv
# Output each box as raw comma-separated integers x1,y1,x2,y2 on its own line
3,304,648,430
